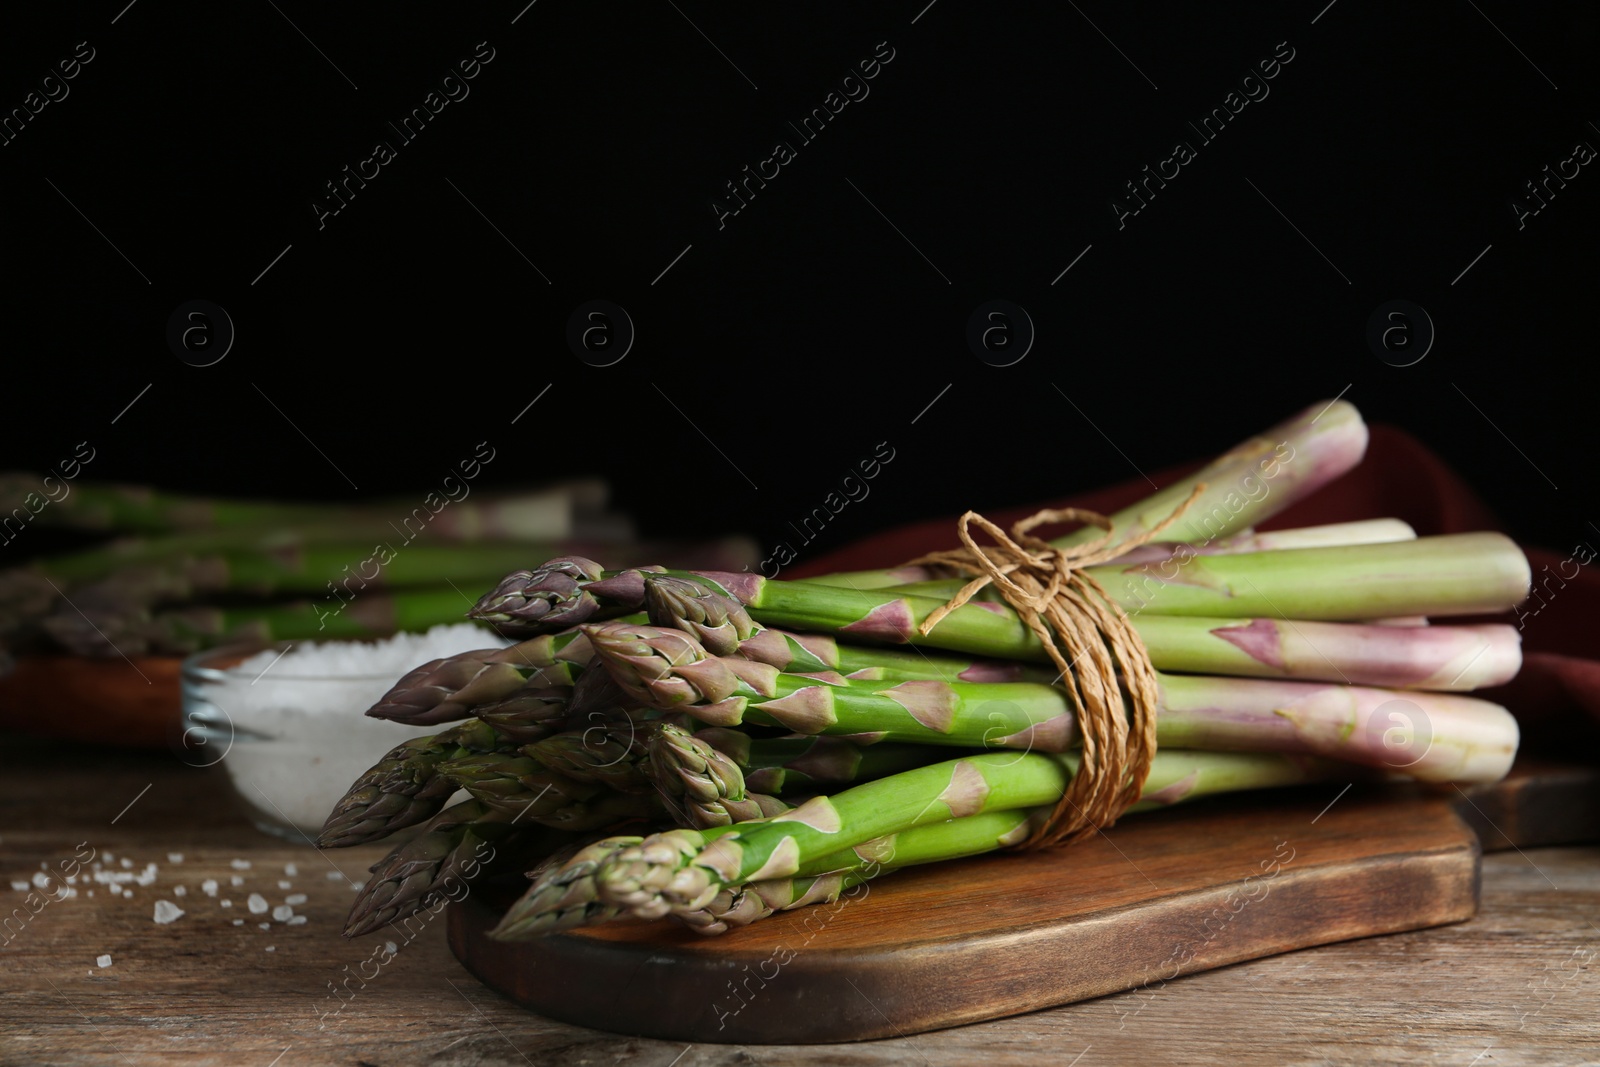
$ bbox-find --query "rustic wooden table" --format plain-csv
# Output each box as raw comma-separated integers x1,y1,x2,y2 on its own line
3,736,1597,1067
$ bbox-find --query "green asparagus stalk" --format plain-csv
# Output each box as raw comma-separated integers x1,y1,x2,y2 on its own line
364,654,550,727
1085,517,1414,563
526,724,653,794
467,685,573,743
693,728,944,794
43,586,497,657
471,535,1529,649
360,615,651,725
0,475,597,540
646,723,791,828
487,821,763,939
32,540,575,597
317,720,505,848
801,401,1371,590
647,574,1053,684
613,579,1525,701
644,574,759,655
649,572,1516,691
699,534,1529,640
595,748,1332,920
674,808,1042,935
487,836,639,938
342,798,568,937
871,518,1420,598
586,623,1517,782
437,750,658,831
522,715,934,801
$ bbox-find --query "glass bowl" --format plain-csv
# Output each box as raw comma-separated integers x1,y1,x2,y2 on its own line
179,641,444,842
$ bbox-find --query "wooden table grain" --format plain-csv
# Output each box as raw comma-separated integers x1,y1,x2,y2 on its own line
3,736,1598,1067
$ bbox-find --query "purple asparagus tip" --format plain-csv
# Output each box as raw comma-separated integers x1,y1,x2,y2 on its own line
467,557,606,631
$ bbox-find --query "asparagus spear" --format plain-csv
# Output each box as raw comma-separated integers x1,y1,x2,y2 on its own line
524,714,933,801
527,725,653,794
513,816,1012,942
646,723,792,828
645,574,1515,690
0,475,595,540
813,518,1418,593
486,836,639,938
33,540,575,597
43,586,498,657
342,798,565,937
317,720,504,848
586,623,1517,782
612,578,1525,702
647,574,1053,684
801,401,1371,590
674,808,1043,935
471,534,1529,648
360,617,651,725
437,750,658,831
363,654,550,726
693,728,944,794
595,748,1332,920
1099,518,1415,565
644,574,759,655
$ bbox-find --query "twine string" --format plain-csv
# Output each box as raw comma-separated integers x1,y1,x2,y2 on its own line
904,486,1206,849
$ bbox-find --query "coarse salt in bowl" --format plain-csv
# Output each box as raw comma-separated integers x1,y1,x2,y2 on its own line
179,624,511,841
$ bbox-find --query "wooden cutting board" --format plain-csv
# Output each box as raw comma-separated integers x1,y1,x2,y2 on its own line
448,787,1480,1043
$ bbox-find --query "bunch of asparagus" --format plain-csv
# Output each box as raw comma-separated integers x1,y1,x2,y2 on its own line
0,477,756,665
319,400,1530,942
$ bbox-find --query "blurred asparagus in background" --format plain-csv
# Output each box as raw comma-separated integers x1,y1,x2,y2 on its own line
0,474,757,667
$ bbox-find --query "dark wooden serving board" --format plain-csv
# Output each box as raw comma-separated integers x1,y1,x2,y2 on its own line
1450,757,1600,851
448,787,1480,1043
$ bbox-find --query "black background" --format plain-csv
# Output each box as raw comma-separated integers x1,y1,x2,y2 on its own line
2,1,1595,563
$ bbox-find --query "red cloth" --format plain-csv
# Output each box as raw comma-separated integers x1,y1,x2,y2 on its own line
790,425,1600,756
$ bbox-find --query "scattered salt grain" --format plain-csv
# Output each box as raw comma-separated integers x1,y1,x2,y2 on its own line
230,876,244,887
65,875,76,885
277,880,291,890
102,853,114,864
86,890,94,897
284,863,298,876
326,872,342,881
173,886,187,897
10,881,28,891
201,880,218,897
220,899,232,908
272,905,294,921
285,894,307,905
258,922,270,930
385,941,397,955
287,915,307,925
167,853,183,863
230,860,251,870
39,861,48,870
96,955,112,968
120,858,133,869
108,884,123,896
31,872,50,889
153,900,184,924
247,894,268,914
232,919,244,926
265,945,276,952
351,881,365,892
